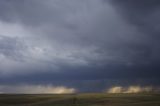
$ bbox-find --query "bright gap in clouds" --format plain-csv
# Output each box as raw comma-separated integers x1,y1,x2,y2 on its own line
106,86,155,93
0,85,76,94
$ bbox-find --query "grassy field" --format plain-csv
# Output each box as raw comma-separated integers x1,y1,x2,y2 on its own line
0,93,160,106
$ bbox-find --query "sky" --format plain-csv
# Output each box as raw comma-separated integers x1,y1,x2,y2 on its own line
0,0,160,93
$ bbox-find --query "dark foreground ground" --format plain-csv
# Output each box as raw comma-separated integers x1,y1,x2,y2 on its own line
0,93,160,106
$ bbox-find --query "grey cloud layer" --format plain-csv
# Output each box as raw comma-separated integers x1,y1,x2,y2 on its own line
111,0,160,59
0,0,160,91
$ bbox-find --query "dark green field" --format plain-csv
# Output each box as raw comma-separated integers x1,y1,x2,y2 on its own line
0,93,160,106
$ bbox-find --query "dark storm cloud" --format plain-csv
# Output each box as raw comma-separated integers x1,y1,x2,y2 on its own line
109,0,160,73
0,0,160,92
110,0,160,35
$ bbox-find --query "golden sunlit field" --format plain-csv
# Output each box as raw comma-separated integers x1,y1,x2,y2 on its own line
0,93,160,106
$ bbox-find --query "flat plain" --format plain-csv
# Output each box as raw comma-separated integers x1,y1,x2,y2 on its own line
0,93,160,106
